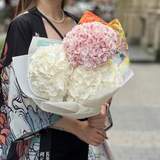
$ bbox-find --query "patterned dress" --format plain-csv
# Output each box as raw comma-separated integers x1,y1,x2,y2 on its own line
0,7,113,160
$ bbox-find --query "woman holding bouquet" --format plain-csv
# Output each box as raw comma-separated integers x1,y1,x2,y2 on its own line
0,0,111,159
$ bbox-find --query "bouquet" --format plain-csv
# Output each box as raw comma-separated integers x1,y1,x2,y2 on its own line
13,11,134,119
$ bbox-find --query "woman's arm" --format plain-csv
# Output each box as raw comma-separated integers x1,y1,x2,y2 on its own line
52,117,106,146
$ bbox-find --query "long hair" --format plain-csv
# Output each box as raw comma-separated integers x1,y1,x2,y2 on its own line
15,0,34,16
16,0,66,16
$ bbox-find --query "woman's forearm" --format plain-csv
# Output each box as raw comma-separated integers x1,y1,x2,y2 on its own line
51,117,86,136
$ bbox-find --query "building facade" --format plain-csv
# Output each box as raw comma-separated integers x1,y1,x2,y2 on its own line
115,0,160,58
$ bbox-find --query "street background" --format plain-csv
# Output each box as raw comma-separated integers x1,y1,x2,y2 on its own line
0,0,160,160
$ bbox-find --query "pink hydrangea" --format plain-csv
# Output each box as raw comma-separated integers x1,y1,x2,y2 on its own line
63,22,118,69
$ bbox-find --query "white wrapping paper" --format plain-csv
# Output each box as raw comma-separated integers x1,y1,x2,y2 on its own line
12,37,134,119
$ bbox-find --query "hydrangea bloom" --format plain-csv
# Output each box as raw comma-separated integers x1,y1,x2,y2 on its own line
63,22,118,69
28,44,72,102
67,61,123,102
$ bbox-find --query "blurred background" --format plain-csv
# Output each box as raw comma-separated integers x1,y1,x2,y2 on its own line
0,0,160,160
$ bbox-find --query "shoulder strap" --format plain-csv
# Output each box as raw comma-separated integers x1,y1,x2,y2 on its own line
35,8,64,39
28,8,48,38
64,11,79,24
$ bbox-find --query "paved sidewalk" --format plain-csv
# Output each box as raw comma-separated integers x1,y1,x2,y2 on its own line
129,46,156,62
108,106,160,160
108,63,160,160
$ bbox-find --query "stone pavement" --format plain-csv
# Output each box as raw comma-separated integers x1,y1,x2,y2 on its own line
108,104,160,160
107,61,160,159
129,46,156,62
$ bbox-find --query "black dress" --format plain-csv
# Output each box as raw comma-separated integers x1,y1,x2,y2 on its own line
0,7,88,160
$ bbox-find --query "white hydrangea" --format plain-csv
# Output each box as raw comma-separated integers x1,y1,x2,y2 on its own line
67,62,124,103
28,44,72,102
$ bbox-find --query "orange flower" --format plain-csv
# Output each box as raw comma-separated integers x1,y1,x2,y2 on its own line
79,11,126,39
79,11,107,25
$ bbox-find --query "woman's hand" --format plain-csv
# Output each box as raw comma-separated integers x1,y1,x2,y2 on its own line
88,99,112,130
88,104,107,130
52,100,112,146
75,121,106,146
52,117,106,146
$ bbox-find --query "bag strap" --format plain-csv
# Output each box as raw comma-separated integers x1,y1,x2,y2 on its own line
39,129,54,160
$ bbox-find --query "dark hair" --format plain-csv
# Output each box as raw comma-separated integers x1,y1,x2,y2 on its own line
62,0,66,8
16,0,66,16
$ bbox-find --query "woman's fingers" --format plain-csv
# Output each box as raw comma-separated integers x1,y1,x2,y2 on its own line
90,129,106,146
100,104,107,117
88,108,107,129
90,135,104,146
77,122,107,146
89,121,106,129
93,131,106,146
96,129,107,138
